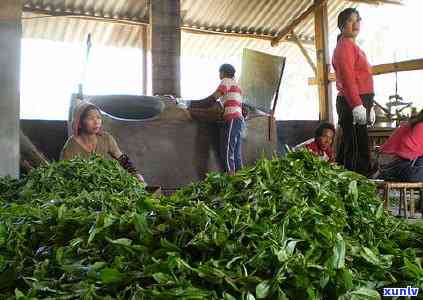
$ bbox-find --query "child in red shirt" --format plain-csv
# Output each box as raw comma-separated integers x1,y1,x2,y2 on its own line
295,123,336,163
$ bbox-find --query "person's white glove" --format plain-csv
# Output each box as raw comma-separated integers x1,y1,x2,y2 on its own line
352,105,367,125
369,106,376,126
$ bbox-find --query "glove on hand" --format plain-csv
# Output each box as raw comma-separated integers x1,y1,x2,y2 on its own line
352,105,367,125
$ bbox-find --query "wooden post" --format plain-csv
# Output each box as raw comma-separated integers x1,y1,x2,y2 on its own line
314,0,333,122
0,0,22,178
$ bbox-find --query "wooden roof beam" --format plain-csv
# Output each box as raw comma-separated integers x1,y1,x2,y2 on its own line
291,31,316,74
270,0,402,47
308,58,423,85
23,8,316,45
344,0,403,5
271,0,327,47
23,7,149,26
183,26,314,45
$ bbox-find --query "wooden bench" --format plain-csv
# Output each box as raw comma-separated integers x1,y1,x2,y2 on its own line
373,180,423,219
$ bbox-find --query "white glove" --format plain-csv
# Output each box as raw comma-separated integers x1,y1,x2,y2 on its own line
352,105,367,125
369,106,376,126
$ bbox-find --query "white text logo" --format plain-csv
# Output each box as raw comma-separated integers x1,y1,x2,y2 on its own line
383,287,419,297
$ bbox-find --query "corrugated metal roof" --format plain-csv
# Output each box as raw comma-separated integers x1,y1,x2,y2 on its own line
23,0,149,22
21,0,363,60
181,0,314,38
23,12,145,48
22,0,360,44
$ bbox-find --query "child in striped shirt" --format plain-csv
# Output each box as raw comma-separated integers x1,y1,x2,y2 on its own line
199,64,244,175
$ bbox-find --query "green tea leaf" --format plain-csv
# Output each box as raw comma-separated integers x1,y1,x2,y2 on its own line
0,151,422,299
342,268,353,290
319,274,329,289
100,268,125,284
307,287,317,300
286,240,298,255
256,280,271,299
223,293,237,300
153,272,173,284
332,233,346,269
0,223,7,246
348,181,358,202
277,289,289,300
247,292,256,300
58,204,66,220
350,288,381,300
375,203,384,219
15,288,25,299
108,238,133,246
360,247,382,267
92,262,107,271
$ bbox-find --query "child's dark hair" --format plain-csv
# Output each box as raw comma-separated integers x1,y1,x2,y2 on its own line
219,64,236,78
315,122,336,139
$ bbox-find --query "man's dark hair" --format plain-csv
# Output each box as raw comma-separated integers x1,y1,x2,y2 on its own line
315,122,336,139
219,64,236,78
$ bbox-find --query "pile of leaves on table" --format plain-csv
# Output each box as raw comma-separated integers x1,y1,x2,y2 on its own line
0,152,422,300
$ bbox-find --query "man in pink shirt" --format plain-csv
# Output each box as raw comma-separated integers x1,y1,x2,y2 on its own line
378,110,423,182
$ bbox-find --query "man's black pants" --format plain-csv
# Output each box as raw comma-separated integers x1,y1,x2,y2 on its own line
336,94,374,176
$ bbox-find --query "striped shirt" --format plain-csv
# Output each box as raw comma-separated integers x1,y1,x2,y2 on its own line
217,78,243,121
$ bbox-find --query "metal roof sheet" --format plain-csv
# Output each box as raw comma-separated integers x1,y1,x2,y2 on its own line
22,0,358,49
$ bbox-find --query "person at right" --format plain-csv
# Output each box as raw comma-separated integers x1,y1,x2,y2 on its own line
378,110,423,182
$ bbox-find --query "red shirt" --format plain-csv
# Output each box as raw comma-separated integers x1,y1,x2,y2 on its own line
295,138,335,162
380,123,423,161
332,38,374,109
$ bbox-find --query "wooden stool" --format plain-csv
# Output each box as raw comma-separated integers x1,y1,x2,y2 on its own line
373,181,423,219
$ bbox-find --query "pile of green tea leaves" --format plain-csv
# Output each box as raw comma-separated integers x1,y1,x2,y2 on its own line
0,152,422,300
